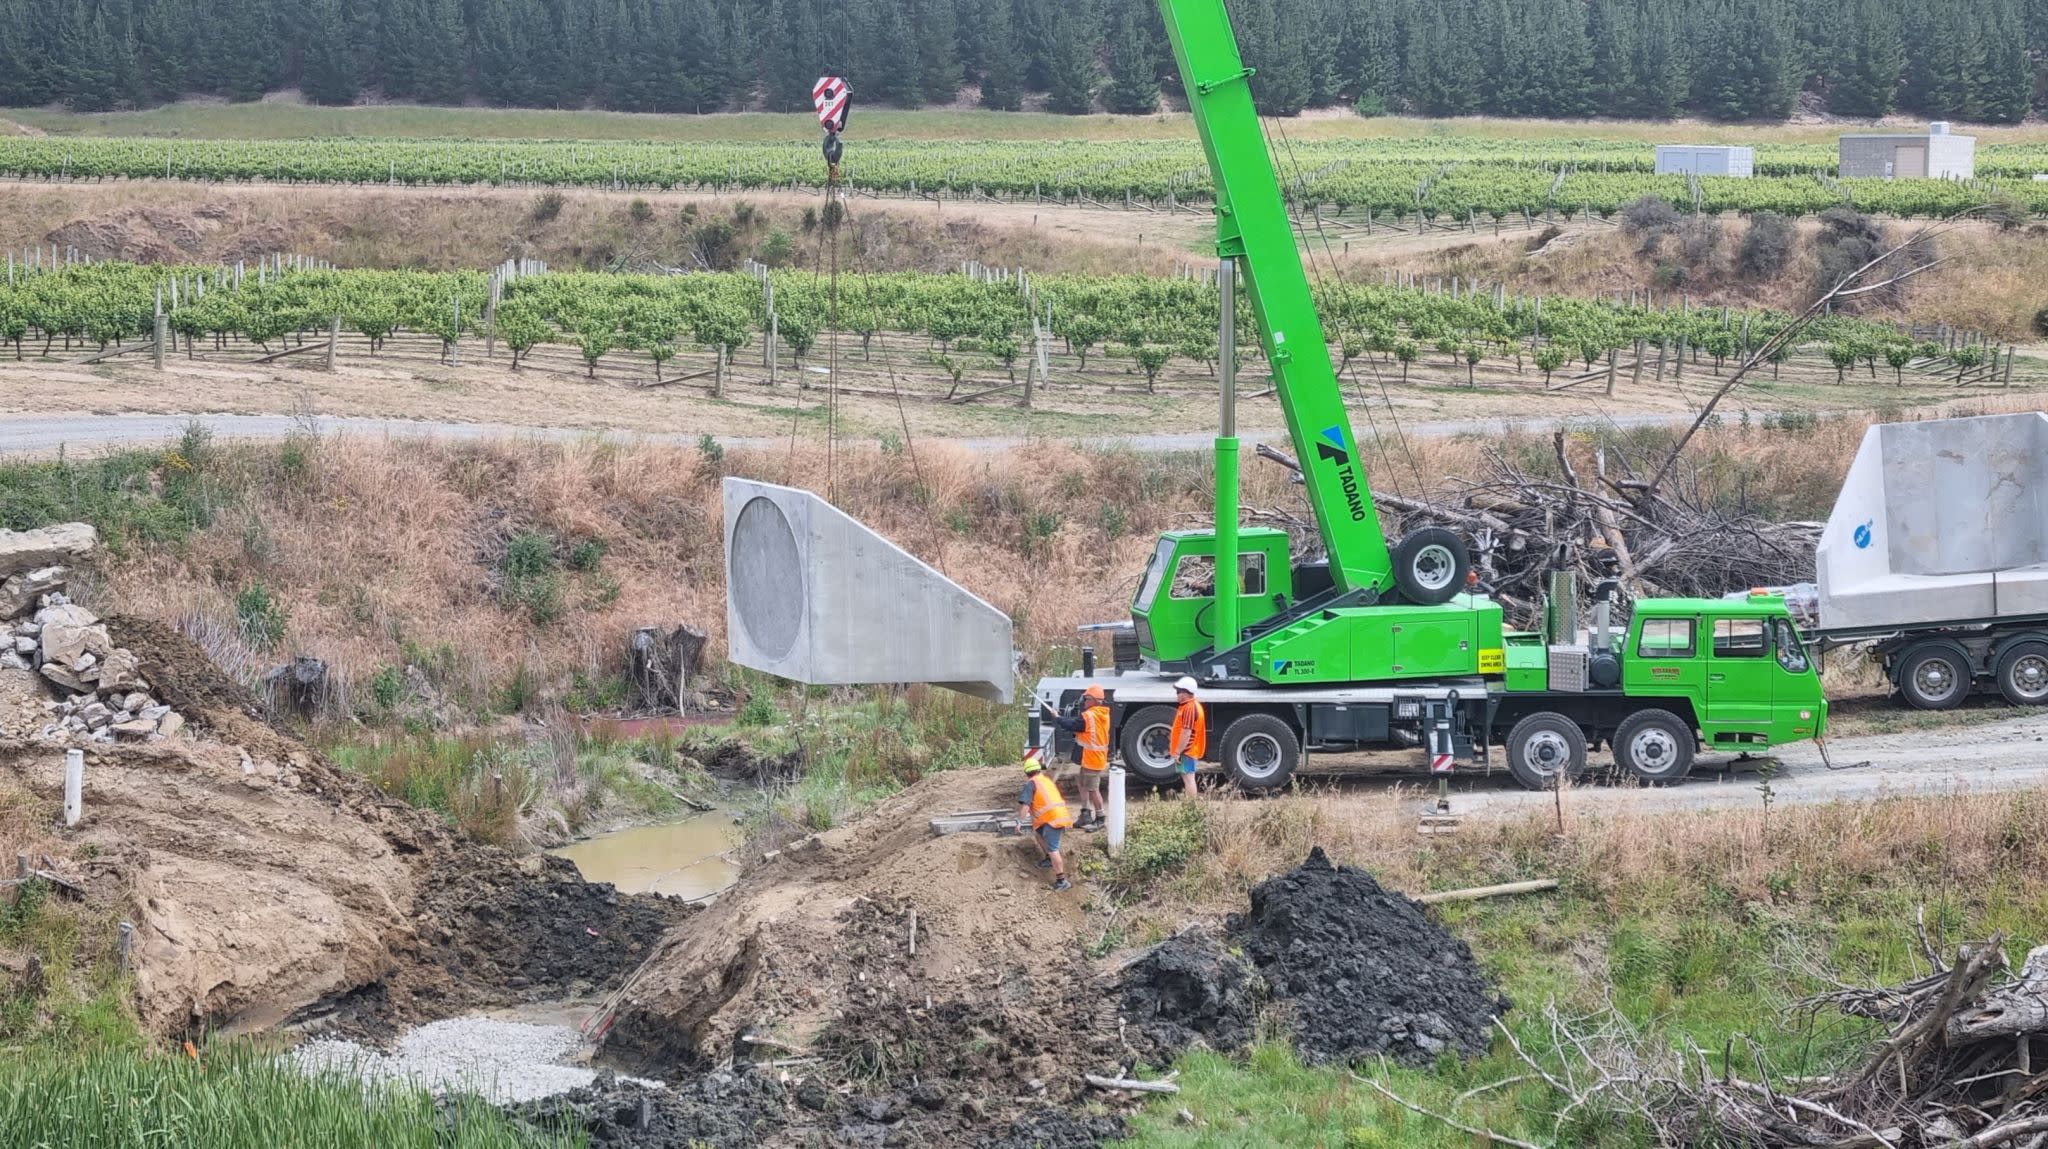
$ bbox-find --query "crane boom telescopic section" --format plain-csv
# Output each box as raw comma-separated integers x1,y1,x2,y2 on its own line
1154,0,1392,597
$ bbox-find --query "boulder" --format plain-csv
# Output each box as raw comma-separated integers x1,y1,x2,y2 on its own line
111,719,157,740
80,701,112,728
0,566,66,619
39,663,87,694
0,524,97,578
95,648,144,692
157,711,186,739
121,691,151,713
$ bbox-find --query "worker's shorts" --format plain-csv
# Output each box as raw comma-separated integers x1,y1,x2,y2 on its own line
1176,754,1200,775
1078,769,1105,795
1036,826,1064,854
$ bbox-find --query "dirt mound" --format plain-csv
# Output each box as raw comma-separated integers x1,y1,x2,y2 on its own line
1,612,685,1042
1229,847,1507,1067
1117,926,1261,1057
692,738,801,785
511,1069,787,1148
604,767,1134,1146
44,203,290,266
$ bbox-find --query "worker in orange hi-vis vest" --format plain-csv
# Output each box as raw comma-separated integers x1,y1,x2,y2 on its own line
1170,676,1206,800
1016,749,1075,891
1042,685,1111,830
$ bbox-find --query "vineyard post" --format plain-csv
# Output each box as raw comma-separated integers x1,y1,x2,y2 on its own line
153,315,166,372
768,311,778,387
1655,341,1666,380
326,317,340,371
714,346,725,398
1675,337,1687,380
2006,348,2016,387
1632,341,1646,391
1606,350,1617,398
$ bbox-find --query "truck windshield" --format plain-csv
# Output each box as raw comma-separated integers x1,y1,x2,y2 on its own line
1135,538,1176,612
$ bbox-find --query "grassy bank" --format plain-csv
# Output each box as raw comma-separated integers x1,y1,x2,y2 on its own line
1099,787,2048,1146
0,1044,581,1148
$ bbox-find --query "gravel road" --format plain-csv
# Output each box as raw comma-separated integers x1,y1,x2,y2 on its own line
1450,710,2048,818
0,411,1690,456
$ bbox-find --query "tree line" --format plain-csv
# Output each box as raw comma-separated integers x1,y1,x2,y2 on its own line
0,0,2040,124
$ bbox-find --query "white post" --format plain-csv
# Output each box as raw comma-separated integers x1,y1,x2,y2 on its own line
1106,767,1127,857
63,749,84,827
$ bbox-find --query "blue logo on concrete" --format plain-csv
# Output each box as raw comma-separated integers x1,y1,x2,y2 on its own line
1853,520,1874,550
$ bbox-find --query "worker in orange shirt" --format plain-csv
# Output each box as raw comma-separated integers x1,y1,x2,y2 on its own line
1042,685,1111,830
1170,676,1205,800
1017,749,1074,891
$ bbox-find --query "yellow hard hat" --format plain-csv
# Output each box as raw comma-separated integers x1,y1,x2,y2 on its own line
1022,747,1045,772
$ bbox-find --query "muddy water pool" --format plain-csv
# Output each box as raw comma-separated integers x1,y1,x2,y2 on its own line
550,810,741,900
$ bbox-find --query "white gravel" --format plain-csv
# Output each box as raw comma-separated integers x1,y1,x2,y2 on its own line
292,1018,652,1105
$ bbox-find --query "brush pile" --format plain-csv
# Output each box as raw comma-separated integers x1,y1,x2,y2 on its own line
1683,936,2048,1149
1255,435,1821,626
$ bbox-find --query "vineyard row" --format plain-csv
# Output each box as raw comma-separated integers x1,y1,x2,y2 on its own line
4,136,2048,219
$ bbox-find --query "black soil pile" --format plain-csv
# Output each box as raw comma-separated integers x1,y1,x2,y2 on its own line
1228,847,1507,1067
1118,926,1261,1057
105,615,265,727
512,1069,787,1148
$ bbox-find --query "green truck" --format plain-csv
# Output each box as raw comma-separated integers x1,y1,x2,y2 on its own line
1029,0,1827,791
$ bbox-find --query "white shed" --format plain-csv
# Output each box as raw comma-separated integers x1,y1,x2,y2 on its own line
1654,145,1756,178
1839,123,1977,180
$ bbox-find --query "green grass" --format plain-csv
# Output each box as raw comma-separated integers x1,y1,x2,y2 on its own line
0,1043,582,1149
1114,865,2048,1148
0,424,232,556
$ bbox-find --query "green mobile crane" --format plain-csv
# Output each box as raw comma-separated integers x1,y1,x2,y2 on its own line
1030,0,1827,790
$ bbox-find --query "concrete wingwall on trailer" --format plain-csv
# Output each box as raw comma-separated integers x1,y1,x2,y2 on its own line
1816,413,2048,708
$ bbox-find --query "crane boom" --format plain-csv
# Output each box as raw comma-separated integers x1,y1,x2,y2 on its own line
1155,0,1392,597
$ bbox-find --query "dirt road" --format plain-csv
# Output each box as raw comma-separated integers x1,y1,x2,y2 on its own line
1445,709,2048,818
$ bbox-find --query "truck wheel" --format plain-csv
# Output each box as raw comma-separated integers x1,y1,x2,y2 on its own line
1613,710,1696,785
1505,713,1587,791
1118,705,1184,785
1995,642,2048,707
1898,644,1970,711
1219,713,1300,792
1392,528,1471,606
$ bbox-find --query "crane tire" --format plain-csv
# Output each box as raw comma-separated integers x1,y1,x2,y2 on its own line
1392,527,1471,606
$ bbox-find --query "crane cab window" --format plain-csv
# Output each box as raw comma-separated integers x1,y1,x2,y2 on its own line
1637,618,1696,659
1773,618,1811,673
1169,554,1268,600
1135,539,1176,611
1713,618,1768,658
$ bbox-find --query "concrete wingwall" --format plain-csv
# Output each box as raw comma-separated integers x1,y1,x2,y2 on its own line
722,479,1015,703
1818,413,2048,629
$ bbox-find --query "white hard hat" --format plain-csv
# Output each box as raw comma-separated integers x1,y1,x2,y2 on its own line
1174,676,1198,693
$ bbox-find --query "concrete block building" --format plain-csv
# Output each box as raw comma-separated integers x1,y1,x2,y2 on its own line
1653,145,1756,177
1839,123,1977,180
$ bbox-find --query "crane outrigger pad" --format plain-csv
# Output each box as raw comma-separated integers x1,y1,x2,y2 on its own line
723,478,1015,703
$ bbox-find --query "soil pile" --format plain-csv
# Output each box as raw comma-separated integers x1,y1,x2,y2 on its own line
1229,847,1507,1067
603,767,1132,1147
512,1070,787,1148
691,738,800,785
1117,926,1261,1057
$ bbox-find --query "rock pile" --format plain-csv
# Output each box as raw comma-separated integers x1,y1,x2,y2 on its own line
0,524,189,745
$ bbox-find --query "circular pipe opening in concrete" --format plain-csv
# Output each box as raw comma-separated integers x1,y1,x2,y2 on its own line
730,496,804,661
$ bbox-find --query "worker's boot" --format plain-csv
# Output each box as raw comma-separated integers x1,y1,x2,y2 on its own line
1075,809,1096,831
1052,877,1072,892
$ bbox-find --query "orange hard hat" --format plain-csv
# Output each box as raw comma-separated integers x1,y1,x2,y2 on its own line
1083,684,1105,700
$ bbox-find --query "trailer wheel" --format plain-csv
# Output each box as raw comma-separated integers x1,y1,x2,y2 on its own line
1898,644,1970,711
1614,710,1696,785
1505,712,1587,790
1995,641,2048,706
1219,713,1300,792
1392,527,1471,606
1118,705,1184,785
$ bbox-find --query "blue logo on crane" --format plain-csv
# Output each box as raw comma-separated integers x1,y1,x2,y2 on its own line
1853,520,1875,549
1315,426,1372,523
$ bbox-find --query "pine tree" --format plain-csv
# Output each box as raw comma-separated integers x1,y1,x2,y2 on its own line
977,0,1025,109
1825,0,1904,115
919,0,964,104
675,0,731,112
1102,0,1159,114
302,0,368,104
1044,1,1098,114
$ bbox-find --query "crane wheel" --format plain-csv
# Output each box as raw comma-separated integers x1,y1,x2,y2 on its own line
1897,643,1970,711
1219,713,1300,792
1117,705,1185,786
1505,712,1587,791
1392,527,1472,605
1613,709,1696,785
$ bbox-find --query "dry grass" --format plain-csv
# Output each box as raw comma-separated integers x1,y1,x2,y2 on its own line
1133,782,2048,930
0,181,1193,277
82,404,2018,716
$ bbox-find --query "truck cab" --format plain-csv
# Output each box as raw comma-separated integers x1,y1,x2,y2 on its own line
1132,528,1300,667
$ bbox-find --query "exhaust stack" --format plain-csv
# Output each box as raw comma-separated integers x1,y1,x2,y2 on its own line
723,478,1015,703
